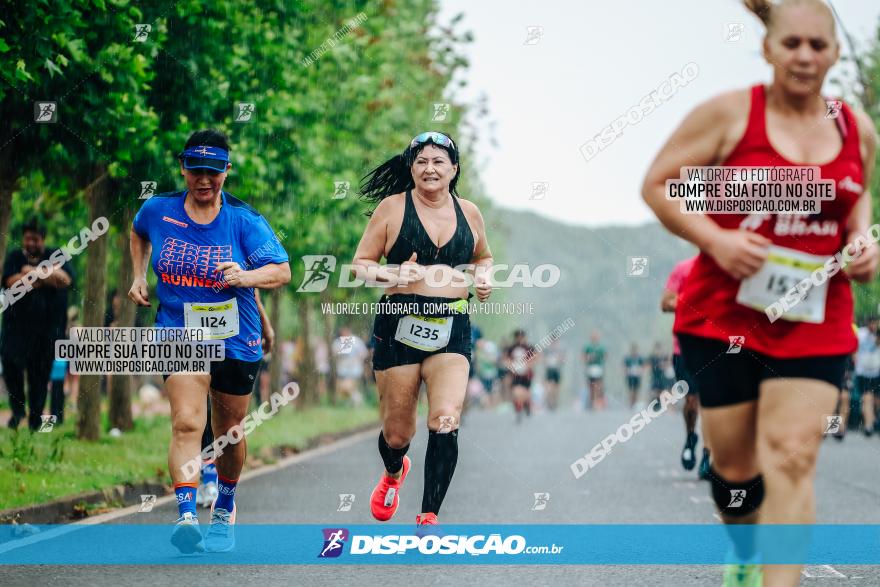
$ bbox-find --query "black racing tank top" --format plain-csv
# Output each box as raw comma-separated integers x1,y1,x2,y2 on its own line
386,189,475,267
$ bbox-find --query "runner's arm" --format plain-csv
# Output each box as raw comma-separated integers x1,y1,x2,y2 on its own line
846,109,878,236
238,262,291,289
843,109,879,283
128,229,152,306
642,96,733,250
351,197,408,286
130,229,151,280
466,200,493,302
642,92,770,279
255,289,275,353
660,289,676,312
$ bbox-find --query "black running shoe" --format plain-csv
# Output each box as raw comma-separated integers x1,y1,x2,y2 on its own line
698,449,711,480
681,432,698,471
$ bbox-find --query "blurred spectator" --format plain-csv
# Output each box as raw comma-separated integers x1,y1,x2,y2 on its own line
543,339,565,411
475,338,500,406
332,326,368,406
1,218,75,430
314,336,329,400
854,318,880,435
280,339,296,384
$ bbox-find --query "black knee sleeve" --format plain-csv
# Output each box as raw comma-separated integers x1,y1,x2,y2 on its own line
708,466,764,518
378,431,410,475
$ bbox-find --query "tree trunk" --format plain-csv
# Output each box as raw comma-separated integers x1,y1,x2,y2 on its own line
268,287,283,395
108,204,135,431
0,170,17,269
296,300,316,407
0,119,19,263
320,289,337,404
76,173,111,440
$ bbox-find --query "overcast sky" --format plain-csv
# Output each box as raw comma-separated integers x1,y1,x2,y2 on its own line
438,0,880,227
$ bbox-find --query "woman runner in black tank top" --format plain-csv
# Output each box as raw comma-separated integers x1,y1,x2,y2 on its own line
385,188,474,269
352,131,493,527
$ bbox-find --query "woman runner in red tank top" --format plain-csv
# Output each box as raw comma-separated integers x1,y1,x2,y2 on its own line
642,1,877,585
675,83,863,357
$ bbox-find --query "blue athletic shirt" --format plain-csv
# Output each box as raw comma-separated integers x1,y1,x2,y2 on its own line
132,191,288,361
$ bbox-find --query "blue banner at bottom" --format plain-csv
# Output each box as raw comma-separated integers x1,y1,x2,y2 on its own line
1,524,878,565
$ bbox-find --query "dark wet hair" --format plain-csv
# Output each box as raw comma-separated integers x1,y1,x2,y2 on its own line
184,128,231,152
22,217,46,238
360,134,461,211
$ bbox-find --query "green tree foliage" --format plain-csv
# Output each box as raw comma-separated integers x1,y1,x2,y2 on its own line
844,21,880,320
0,1,480,435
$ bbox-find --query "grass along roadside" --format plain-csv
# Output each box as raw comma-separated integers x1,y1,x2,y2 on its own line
0,402,378,512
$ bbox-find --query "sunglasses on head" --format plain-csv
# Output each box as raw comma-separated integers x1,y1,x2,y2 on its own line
409,132,456,152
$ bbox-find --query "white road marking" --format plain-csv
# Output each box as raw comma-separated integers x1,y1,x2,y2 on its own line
688,496,713,504
802,565,847,578
673,481,699,489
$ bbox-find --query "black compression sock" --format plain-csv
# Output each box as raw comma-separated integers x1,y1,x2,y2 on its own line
378,431,410,475
421,429,459,515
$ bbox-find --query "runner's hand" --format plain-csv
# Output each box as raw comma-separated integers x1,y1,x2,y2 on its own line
262,325,275,354
397,252,425,286
474,271,492,302
705,229,771,280
844,239,880,284
128,277,151,306
215,261,251,288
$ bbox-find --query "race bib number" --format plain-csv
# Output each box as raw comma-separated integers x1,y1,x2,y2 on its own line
184,299,239,340
736,245,828,323
588,365,604,379
394,315,452,351
626,365,641,377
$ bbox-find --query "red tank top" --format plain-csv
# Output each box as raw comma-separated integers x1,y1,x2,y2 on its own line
674,85,863,358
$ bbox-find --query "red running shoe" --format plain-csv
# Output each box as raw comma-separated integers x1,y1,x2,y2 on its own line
370,456,411,521
416,512,438,526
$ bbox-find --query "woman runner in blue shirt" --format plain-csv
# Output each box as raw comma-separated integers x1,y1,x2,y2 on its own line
129,129,290,553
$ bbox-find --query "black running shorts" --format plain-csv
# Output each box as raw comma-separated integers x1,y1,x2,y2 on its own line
163,357,261,396
511,374,532,388
679,334,847,408
371,294,472,371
